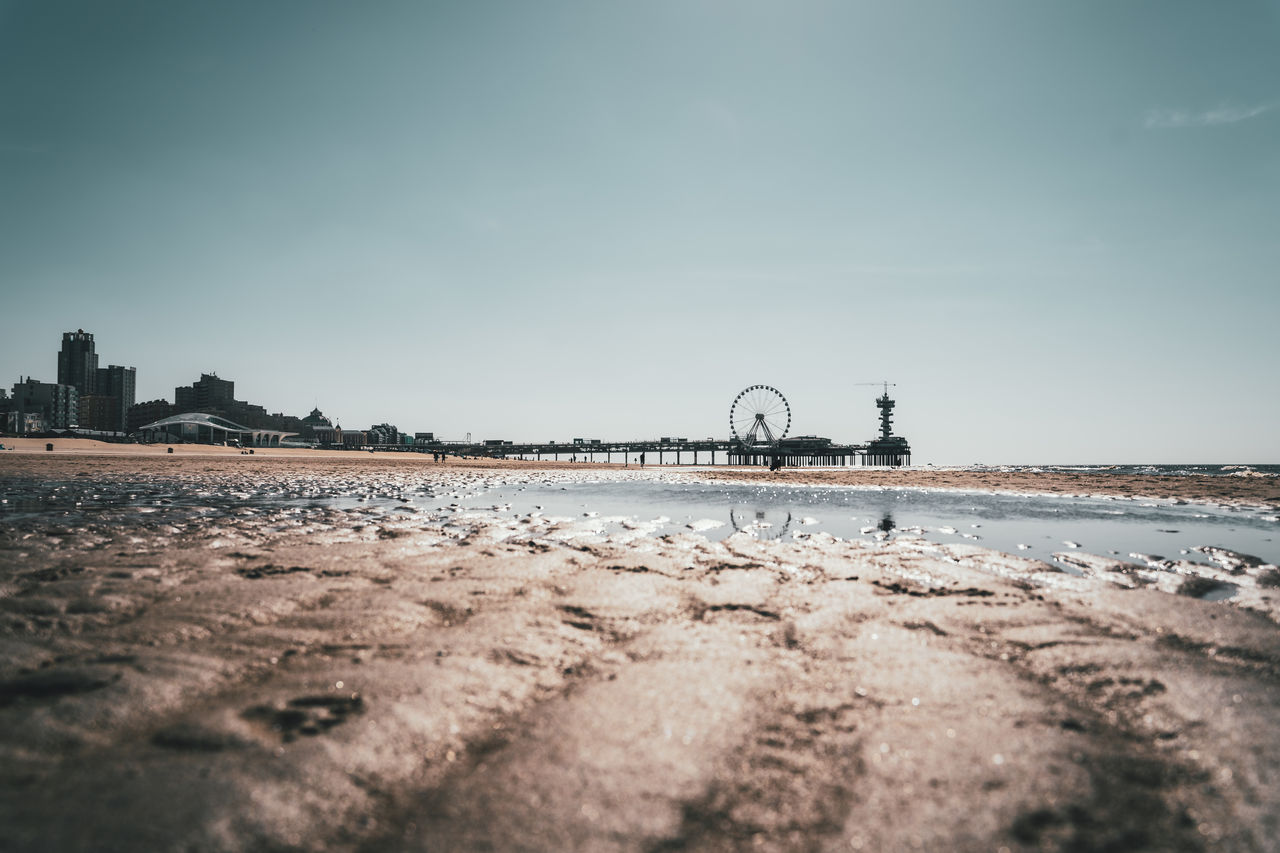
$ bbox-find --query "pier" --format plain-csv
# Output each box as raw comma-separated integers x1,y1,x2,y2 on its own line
303,384,913,466
348,384,913,467
403,435,908,467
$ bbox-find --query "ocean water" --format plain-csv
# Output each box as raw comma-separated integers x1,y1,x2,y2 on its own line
2,467,1276,573
956,463,1280,477
480,479,1279,570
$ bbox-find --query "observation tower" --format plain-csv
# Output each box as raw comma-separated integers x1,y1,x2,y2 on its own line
861,383,911,466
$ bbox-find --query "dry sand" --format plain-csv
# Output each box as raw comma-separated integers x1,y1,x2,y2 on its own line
2,448,1279,851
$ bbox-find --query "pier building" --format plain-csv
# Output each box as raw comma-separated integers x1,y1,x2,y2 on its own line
136,412,298,447
863,390,911,466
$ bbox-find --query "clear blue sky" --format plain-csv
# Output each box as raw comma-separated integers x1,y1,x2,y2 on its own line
2,1,1277,463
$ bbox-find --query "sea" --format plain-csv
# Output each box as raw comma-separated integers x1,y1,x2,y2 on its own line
957,463,1280,477
2,463,1277,574
480,467,1280,570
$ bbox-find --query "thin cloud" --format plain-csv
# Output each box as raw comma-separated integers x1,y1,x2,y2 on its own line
1144,102,1274,129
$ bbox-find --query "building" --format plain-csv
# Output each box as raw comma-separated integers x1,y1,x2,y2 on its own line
136,412,297,447
302,408,332,428
367,423,399,445
171,373,293,431
95,365,136,432
175,373,235,412
10,378,78,432
7,411,44,434
53,331,136,432
225,401,270,429
863,390,911,466
298,408,332,440
57,329,98,396
78,394,120,432
127,400,174,433
313,424,340,445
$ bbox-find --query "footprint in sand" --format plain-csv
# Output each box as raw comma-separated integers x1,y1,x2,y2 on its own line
242,693,364,742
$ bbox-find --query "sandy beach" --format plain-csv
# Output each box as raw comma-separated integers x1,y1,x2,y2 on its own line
2,446,1279,851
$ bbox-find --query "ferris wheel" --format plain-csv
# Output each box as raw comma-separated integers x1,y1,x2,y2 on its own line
729,385,791,446
729,506,793,540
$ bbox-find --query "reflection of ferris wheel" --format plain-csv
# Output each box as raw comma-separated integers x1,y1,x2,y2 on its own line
729,507,793,540
730,385,791,446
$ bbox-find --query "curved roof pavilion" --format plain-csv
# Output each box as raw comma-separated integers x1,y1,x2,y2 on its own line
136,412,299,447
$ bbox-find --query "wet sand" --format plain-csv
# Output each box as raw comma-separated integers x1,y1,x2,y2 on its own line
5,437,1279,505
700,466,1280,510
2,449,1279,851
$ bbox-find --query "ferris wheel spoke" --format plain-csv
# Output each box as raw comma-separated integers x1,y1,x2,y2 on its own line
730,384,790,444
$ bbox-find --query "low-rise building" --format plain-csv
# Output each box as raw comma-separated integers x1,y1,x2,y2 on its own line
10,378,78,431
367,423,399,445
6,411,44,433
127,400,174,433
135,412,297,447
78,395,121,432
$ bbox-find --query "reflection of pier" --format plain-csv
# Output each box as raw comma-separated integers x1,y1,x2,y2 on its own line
729,507,793,539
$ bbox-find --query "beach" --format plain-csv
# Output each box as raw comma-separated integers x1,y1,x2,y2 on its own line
2,446,1278,851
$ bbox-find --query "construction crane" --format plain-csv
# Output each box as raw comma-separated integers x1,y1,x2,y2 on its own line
853,381,896,395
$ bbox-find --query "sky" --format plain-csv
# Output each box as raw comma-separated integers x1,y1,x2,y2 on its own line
2,0,1277,464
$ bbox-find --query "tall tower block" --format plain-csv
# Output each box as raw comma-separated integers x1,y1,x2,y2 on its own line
58,329,98,395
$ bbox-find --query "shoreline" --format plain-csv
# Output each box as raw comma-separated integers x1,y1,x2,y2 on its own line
3,438,1278,508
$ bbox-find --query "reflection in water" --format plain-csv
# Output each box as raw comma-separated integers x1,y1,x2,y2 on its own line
726,509,894,541
5,471,1278,573
729,507,793,540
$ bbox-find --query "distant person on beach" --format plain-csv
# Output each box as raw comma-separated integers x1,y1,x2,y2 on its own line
639,452,645,467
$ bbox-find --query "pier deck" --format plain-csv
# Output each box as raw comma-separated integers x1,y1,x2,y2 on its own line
399,438,909,467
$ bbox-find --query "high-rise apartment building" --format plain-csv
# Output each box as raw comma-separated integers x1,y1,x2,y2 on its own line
95,364,136,431
57,329,98,395
52,331,136,432
174,373,234,412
